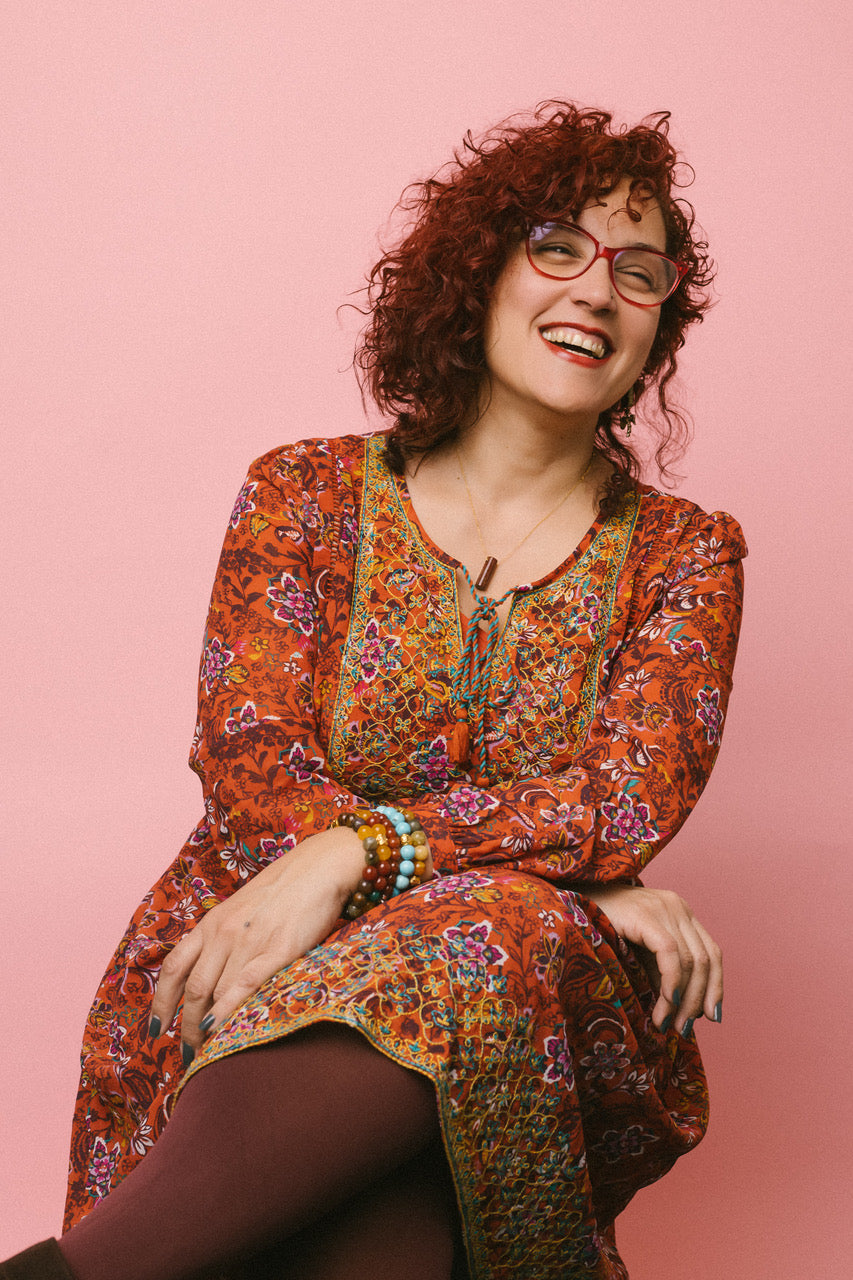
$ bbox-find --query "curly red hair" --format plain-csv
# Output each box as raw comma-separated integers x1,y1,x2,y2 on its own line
355,102,713,495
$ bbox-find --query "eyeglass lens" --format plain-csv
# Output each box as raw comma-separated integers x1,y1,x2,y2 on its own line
528,224,678,304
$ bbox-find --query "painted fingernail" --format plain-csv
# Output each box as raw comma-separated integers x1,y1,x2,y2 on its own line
672,988,681,1008
148,1015,161,1040
181,1042,196,1068
661,1013,672,1033
713,1001,723,1023
200,1013,216,1034
681,1017,695,1038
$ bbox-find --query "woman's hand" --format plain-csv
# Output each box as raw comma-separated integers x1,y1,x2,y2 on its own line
149,827,365,1062
576,884,723,1035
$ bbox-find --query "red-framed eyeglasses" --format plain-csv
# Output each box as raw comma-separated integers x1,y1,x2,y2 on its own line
526,221,688,307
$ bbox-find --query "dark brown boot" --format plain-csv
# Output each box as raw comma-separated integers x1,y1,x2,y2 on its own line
0,1240,75,1279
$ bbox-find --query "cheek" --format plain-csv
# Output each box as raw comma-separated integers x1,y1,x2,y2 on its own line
484,257,537,342
628,313,661,370
483,298,524,364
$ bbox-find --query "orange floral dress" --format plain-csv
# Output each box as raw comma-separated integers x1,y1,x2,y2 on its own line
65,432,746,1279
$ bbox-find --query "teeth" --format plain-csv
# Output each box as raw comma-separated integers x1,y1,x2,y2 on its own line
541,327,608,358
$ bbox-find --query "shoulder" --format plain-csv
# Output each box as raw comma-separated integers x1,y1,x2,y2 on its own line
245,432,374,493
614,486,747,633
227,432,384,558
632,483,747,575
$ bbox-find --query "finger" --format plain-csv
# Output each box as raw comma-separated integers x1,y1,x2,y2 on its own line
672,919,712,1036
692,919,723,1023
644,930,690,1030
149,928,205,1039
179,942,233,1055
652,991,674,1031
196,951,286,1040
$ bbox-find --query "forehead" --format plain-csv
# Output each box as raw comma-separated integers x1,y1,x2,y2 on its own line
575,179,668,247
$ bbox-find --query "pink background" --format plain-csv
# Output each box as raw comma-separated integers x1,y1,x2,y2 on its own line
2,3,850,1275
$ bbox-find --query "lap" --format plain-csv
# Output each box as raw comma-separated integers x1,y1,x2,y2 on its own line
69,865,704,1275
183,867,644,1089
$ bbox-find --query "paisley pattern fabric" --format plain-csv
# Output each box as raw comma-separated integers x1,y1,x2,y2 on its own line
64,432,746,1278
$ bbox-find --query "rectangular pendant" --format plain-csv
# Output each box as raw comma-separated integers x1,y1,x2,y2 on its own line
474,556,498,592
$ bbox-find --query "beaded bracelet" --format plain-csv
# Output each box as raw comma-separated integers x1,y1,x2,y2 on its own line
331,805,431,920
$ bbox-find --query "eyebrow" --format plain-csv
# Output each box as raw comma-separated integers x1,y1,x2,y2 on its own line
535,221,668,254
620,240,667,253
547,221,666,253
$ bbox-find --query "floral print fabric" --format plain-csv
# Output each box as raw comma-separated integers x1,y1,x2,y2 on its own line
64,433,746,1278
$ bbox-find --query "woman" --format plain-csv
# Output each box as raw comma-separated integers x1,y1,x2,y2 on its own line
5,103,744,1280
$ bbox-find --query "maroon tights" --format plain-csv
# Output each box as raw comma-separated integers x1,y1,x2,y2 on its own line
59,1025,465,1280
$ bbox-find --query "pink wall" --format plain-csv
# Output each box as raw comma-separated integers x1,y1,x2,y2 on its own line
2,3,850,1274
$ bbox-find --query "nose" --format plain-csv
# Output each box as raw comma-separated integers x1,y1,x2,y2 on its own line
565,256,616,312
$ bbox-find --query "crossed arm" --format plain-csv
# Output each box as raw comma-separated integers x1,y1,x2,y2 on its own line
152,851,721,1058
150,448,740,1056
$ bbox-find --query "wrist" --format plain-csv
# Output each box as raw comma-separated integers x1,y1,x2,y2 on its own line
324,826,368,896
280,826,364,899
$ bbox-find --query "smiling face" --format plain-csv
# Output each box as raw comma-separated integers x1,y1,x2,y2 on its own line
481,178,668,432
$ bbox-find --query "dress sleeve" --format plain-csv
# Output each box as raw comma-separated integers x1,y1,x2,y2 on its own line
410,508,747,884
189,443,364,876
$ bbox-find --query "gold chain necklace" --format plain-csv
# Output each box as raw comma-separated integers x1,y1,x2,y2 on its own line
455,447,596,591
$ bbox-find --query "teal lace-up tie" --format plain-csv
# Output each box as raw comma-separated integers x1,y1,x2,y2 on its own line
450,566,515,784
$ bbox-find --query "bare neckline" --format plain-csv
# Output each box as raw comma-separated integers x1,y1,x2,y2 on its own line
390,468,609,606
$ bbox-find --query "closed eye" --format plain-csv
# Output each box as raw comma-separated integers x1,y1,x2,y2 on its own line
616,266,655,286
536,243,584,260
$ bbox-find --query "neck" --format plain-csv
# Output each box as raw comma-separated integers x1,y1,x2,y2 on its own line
401,392,607,604
452,401,599,503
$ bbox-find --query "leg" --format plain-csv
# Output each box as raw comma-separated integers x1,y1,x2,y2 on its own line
57,1024,448,1280
242,1142,466,1280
